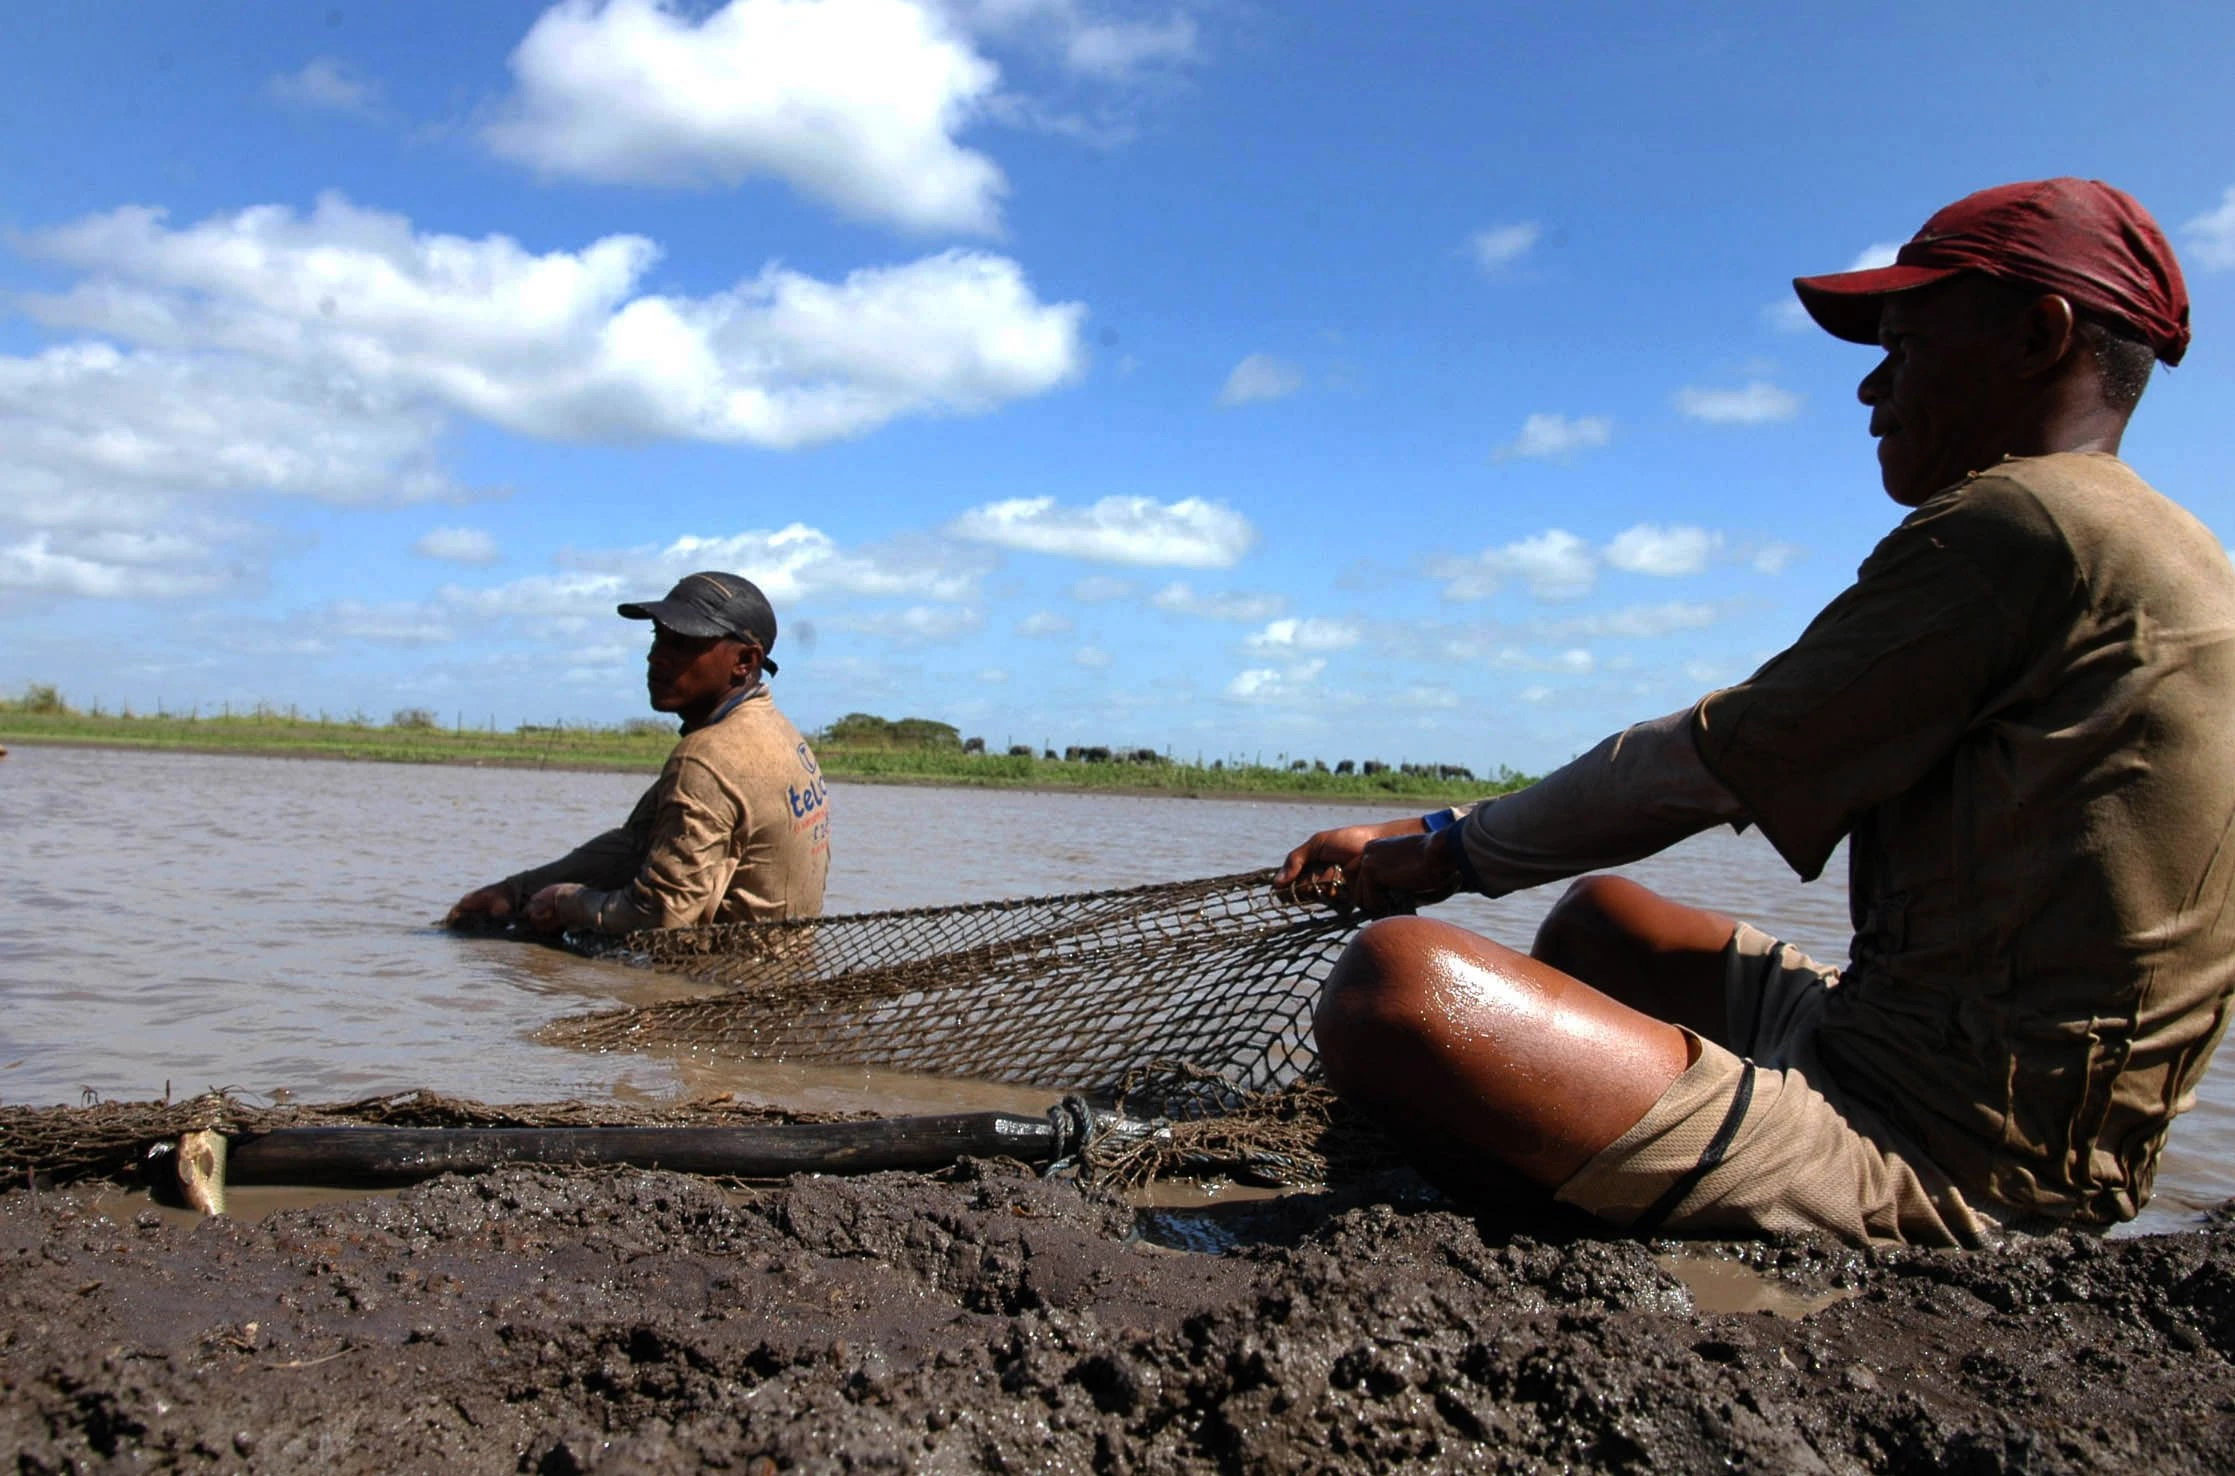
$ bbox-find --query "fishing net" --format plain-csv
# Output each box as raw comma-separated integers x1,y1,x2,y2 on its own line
1,872,1386,1192
547,870,1359,1116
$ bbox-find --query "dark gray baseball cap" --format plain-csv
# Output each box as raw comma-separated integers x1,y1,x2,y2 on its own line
618,571,780,673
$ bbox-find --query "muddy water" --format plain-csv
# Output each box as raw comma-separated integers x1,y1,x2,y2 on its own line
2,744,2228,1231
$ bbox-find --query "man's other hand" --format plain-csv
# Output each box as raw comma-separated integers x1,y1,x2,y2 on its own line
444,884,513,929
1275,815,1431,902
526,883,585,933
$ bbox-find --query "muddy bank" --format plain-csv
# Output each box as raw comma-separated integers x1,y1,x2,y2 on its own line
5,1165,2233,1473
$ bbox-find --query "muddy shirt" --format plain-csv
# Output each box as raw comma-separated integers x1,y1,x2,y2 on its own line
505,687,830,931
1692,452,2235,1224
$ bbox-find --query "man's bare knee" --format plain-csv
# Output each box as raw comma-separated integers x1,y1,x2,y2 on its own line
1314,916,1455,1096
1534,874,1645,969
1313,912,1695,1185
1535,874,1733,962
1529,873,1738,1038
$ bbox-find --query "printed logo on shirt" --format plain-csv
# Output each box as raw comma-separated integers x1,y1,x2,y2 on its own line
786,774,828,823
787,740,829,845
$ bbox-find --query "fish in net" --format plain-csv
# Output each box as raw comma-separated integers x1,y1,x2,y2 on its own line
545,870,1359,1116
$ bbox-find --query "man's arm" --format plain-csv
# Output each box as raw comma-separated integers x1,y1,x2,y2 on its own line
1450,706,1746,897
1282,707,1746,915
1329,475,2064,916
443,825,641,927
531,756,744,934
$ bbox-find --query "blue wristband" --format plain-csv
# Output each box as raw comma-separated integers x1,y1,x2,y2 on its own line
1423,808,1485,892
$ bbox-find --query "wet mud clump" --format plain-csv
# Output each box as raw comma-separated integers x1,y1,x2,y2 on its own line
3,1163,2232,1473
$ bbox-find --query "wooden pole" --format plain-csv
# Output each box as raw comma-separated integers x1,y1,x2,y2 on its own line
221,1111,1081,1189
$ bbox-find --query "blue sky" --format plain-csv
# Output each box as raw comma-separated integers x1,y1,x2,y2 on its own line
4,1,2232,774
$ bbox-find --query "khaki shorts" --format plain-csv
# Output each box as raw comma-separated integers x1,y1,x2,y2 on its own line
1554,923,2006,1247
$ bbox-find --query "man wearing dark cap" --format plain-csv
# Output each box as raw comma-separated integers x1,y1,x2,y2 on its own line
1279,178,2235,1244
445,571,830,935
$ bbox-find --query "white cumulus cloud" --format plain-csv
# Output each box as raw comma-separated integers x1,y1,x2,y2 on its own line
1016,609,1074,636
414,527,500,565
0,341,464,602
1215,353,1302,407
0,533,232,601
1073,645,1112,668
1430,529,1597,603
432,523,987,640
1243,617,1361,653
1674,380,1802,425
1469,222,1539,273
614,526,989,603
949,494,1255,567
1493,412,1611,462
2184,186,2235,271
1225,658,1325,703
1604,523,1717,577
21,195,1086,455
485,0,1008,236
282,522,984,661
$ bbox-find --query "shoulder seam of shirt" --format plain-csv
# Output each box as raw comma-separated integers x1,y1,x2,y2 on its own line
1907,471,2082,636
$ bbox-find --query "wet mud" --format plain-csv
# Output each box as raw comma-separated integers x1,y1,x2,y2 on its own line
3,1162,2232,1474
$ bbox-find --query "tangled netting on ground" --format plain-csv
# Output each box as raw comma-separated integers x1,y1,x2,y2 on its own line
548,870,1361,1117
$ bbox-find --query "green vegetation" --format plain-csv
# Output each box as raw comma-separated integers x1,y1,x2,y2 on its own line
0,693,678,771
0,686,1531,804
817,712,965,750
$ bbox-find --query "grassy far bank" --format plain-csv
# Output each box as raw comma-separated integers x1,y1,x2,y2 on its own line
0,688,1534,806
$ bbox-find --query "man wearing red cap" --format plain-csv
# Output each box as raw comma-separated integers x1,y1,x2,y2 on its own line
1279,179,2234,1244
446,571,831,935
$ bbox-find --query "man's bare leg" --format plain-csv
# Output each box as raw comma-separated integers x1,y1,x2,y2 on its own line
1314,915,1694,1187
1530,874,1739,1045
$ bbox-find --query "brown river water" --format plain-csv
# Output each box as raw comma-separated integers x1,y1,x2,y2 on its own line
2,744,2228,1233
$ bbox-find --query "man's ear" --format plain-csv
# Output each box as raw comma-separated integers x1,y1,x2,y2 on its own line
731,640,764,683
2016,292,2080,380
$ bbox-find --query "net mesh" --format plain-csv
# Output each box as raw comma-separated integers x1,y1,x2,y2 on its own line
547,870,1358,1115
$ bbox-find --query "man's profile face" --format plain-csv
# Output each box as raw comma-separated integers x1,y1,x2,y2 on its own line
1857,277,2027,507
646,625,752,714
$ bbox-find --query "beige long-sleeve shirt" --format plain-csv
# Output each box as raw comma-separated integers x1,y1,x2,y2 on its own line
505,687,830,933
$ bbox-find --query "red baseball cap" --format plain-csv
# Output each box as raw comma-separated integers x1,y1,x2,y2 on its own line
1793,178,2191,366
